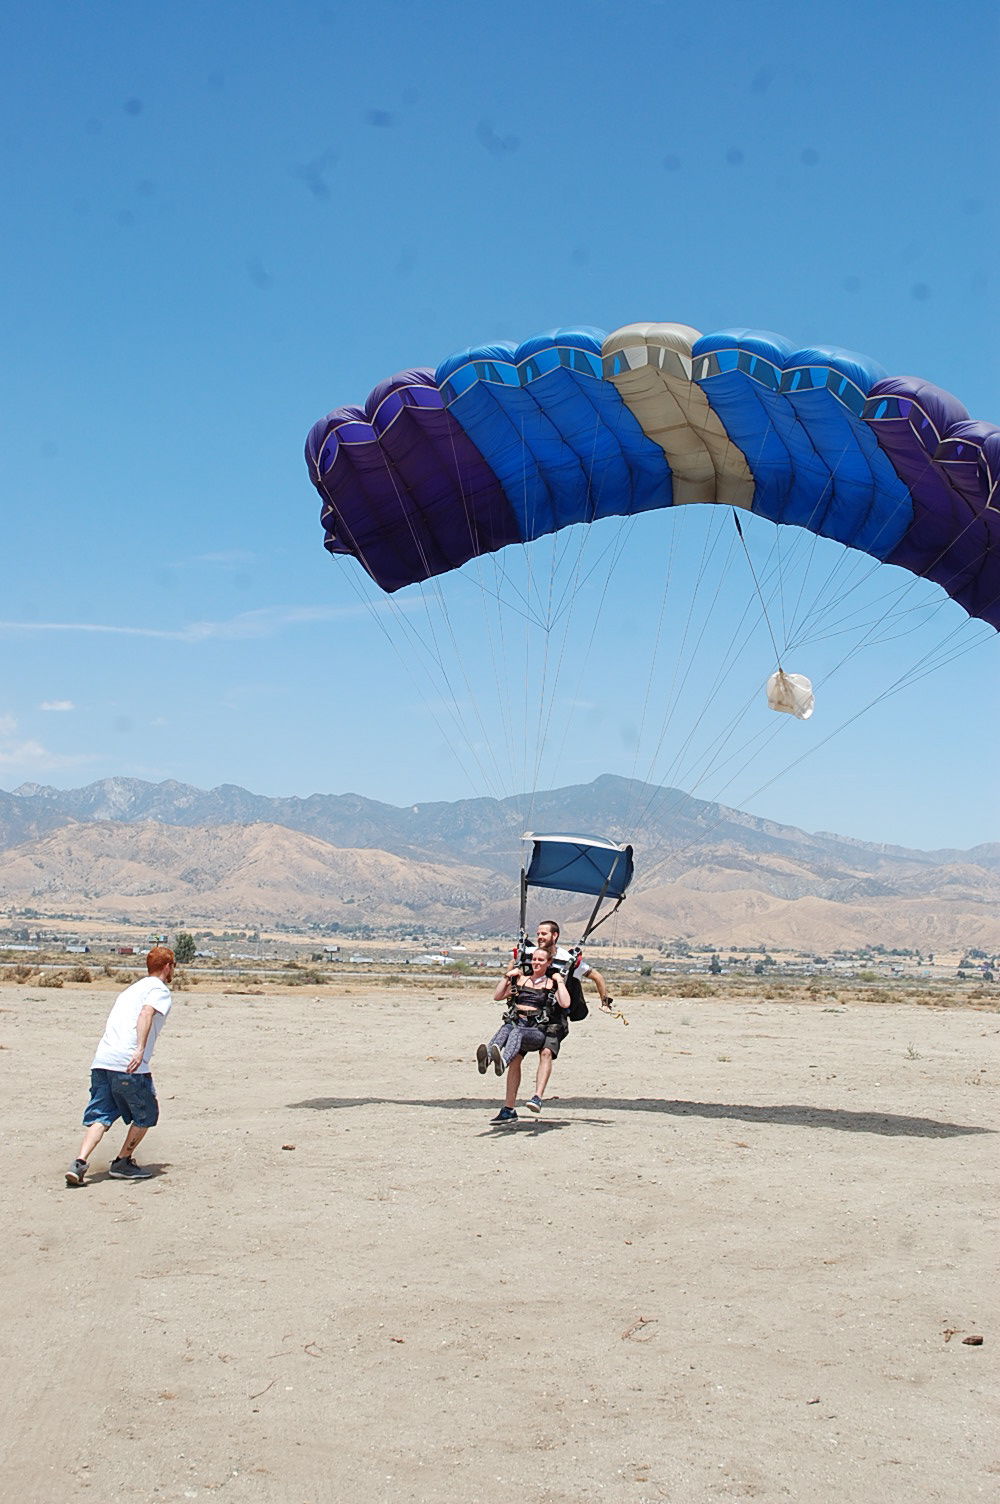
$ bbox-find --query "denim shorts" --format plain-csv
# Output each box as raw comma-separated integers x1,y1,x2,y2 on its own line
83,1068,160,1128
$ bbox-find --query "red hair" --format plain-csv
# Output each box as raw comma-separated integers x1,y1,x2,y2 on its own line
146,946,175,974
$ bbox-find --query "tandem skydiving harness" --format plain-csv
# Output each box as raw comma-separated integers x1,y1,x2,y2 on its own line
503,979,559,1030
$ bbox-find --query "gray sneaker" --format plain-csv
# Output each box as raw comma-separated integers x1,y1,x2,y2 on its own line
65,1158,88,1186
476,1043,489,1074
490,1044,505,1076
109,1157,153,1180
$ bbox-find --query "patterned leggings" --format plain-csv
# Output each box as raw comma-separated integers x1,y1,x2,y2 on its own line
488,1017,529,1067
489,1015,563,1064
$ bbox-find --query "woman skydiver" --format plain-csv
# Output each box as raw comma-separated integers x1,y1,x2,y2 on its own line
476,948,571,1122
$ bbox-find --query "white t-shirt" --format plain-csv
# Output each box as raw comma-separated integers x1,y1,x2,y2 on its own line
92,975,172,1073
553,946,591,981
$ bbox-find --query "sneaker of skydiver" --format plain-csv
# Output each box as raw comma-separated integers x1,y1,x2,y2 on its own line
108,1156,154,1180
477,1041,509,1075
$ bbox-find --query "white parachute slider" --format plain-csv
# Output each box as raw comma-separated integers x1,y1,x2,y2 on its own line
766,669,815,720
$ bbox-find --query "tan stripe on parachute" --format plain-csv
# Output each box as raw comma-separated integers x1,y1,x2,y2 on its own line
603,323,755,508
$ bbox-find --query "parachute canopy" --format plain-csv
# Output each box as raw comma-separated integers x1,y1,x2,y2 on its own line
522,833,635,900
305,322,1000,627
766,670,815,721
519,832,635,949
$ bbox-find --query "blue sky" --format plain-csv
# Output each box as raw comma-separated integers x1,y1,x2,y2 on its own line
1,0,997,850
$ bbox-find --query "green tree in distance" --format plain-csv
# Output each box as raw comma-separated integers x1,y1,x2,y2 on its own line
173,931,197,964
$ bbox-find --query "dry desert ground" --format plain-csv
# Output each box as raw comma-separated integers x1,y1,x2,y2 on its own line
1,982,997,1504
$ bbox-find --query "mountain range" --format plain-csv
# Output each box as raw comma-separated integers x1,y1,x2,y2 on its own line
1,774,997,948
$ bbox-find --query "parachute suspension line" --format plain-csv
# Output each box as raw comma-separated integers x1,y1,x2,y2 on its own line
524,411,617,828
516,405,647,828
676,558,993,847
732,511,785,669
397,585,508,802
786,550,888,650
624,507,679,814
524,543,559,832
633,682,771,863
626,506,740,830
440,423,526,804
807,598,986,704
693,577,982,826
884,619,993,689
536,522,637,778
772,430,907,651
506,413,547,820
409,567,515,801
545,409,609,629
623,532,878,869
783,526,832,646
785,439,994,657
735,424,892,657
518,413,569,827
789,574,945,651
626,641,788,877
651,607,993,887
629,516,778,832
544,513,647,633
476,552,530,808
770,447,845,647
521,521,584,828
442,412,547,812
616,396,829,853
789,499,998,689
535,514,645,806
335,565,507,804
316,455,515,804
732,619,994,817
772,513,790,648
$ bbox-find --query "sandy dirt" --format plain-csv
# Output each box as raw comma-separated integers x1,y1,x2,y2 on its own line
1,983,997,1504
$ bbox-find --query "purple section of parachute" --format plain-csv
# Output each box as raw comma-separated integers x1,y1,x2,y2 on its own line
306,369,519,592
866,377,1000,628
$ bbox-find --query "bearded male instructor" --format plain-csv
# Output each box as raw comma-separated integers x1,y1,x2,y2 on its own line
535,919,612,1013
65,946,176,1185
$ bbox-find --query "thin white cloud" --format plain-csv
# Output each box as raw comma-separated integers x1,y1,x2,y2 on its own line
0,712,96,773
0,740,99,772
39,700,75,712
0,601,401,644
0,738,50,766
182,549,257,568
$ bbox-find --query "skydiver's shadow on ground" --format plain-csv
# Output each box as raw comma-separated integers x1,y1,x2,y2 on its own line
287,1095,991,1140
478,1118,582,1138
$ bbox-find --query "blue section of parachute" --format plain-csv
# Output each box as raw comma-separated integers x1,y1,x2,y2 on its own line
524,836,635,899
691,329,914,556
436,328,671,543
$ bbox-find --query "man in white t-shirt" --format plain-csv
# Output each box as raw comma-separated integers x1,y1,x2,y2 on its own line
536,919,611,1014
65,946,175,1186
